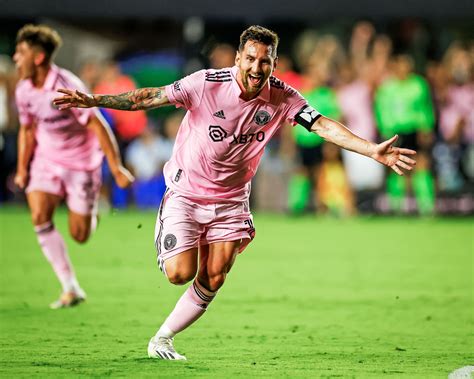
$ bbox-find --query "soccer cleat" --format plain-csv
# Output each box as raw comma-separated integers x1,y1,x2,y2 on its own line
147,336,187,360
49,289,86,309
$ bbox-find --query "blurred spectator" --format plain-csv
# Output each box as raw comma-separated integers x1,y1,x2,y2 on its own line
273,54,304,91
316,143,356,216
78,58,103,91
434,43,474,191
0,55,18,203
126,126,173,209
209,43,235,69
368,34,393,86
349,21,376,78
306,34,345,87
336,62,384,199
374,54,436,214
289,61,342,214
94,60,148,145
125,111,182,209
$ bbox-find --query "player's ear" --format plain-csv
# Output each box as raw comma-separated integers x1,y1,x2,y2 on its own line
273,56,278,72
34,50,47,66
235,50,241,66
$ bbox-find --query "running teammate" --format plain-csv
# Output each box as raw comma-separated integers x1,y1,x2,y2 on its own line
14,24,134,309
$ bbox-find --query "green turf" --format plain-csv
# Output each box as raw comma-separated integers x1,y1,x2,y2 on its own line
0,206,472,378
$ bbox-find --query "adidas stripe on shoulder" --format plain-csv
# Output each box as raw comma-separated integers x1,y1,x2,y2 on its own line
205,70,232,82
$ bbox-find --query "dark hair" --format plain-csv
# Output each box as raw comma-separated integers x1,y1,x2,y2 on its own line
16,24,62,62
239,25,279,57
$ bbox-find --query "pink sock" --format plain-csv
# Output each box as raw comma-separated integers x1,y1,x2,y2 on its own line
160,280,216,336
34,222,78,293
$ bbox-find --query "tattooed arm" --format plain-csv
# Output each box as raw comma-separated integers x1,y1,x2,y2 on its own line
53,87,170,111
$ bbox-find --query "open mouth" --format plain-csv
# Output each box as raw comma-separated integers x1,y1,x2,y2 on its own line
248,73,263,87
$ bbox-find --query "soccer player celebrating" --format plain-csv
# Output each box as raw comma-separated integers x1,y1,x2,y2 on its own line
54,25,416,359
13,24,134,309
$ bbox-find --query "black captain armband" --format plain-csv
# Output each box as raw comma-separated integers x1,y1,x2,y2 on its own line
294,105,322,131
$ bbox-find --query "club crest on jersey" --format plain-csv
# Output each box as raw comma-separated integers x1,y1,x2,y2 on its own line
209,125,227,142
164,234,177,250
254,110,271,126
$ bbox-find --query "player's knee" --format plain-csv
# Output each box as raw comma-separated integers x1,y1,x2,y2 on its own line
31,211,49,226
166,267,196,285
206,273,226,292
70,227,90,244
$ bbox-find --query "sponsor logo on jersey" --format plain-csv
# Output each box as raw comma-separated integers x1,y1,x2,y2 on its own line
209,125,227,142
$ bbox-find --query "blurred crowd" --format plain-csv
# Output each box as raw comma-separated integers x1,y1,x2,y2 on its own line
0,20,472,215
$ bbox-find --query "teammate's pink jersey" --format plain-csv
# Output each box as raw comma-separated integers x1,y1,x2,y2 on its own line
164,66,320,202
15,64,102,171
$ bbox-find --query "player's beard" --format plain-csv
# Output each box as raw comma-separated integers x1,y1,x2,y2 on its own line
241,70,266,94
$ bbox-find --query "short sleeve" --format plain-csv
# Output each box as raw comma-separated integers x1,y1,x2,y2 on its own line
286,88,321,131
165,70,206,111
15,87,34,126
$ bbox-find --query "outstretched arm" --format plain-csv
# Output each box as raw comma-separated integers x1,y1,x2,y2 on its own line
53,87,170,111
312,116,416,175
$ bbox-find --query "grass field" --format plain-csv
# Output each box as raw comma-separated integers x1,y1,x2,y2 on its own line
0,206,472,378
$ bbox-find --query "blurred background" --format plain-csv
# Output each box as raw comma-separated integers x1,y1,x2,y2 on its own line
1,0,473,216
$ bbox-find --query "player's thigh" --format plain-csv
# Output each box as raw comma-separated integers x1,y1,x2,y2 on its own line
64,167,101,219
26,191,62,225
163,248,199,285
154,190,205,277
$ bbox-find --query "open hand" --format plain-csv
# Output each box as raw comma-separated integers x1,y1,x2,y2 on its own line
53,89,97,110
371,135,417,175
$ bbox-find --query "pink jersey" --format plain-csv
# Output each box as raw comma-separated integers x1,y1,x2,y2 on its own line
164,66,319,202
15,64,102,171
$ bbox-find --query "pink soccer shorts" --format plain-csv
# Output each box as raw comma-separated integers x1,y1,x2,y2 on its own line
154,190,255,272
26,158,101,216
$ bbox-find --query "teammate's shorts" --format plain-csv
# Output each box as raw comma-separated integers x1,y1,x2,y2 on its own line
26,158,101,216
154,190,255,271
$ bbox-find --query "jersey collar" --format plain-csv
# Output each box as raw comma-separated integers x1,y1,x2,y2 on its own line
43,64,59,91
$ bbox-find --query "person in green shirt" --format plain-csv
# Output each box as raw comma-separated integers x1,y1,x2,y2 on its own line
289,62,343,214
374,54,435,214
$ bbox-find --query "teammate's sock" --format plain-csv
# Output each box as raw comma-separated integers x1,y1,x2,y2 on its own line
34,222,78,293
157,280,216,336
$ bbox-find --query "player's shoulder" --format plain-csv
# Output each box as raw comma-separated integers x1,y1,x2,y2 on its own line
55,66,87,91
269,75,302,105
15,78,30,95
269,75,298,95
204,67,233,83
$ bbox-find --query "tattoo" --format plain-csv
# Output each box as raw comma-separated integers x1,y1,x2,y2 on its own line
96,87,165,111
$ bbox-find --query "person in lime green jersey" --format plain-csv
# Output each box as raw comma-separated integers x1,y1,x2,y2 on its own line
374,54,435,215
289,62,343,214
